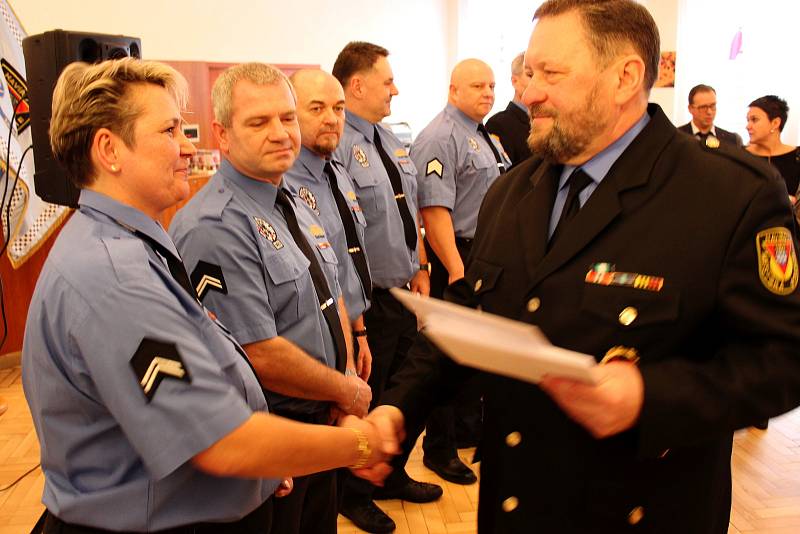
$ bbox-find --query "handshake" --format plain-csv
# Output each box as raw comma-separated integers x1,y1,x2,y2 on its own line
337,405,406,486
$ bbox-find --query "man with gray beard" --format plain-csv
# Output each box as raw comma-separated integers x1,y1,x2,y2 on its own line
369,0,800,532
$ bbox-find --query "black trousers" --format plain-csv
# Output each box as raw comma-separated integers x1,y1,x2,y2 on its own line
270,410,337,534
41,497,273,534
423,237,482,457
340,287,419,505
271,470,337,534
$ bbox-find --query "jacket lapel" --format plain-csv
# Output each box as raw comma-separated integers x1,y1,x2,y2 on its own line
528,104,676,289
510,103,529,127
516,160,560,281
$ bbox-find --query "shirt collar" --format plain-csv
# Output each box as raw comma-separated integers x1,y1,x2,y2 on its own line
690,121,716,137
218,158,280,208
444,102,481,133
345,110,377,142
78,189,179,257
297,145,328,180
511,99,528,114
560,110,651,189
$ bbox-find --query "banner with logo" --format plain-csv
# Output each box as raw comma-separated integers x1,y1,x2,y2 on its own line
0,0,68,268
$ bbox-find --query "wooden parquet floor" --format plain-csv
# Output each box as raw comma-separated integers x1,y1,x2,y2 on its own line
1,364,799,534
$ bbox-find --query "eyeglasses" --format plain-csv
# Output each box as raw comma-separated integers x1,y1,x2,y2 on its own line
692,104,717,112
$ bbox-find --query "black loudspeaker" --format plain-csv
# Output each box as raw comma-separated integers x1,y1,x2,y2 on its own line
22,30,142,207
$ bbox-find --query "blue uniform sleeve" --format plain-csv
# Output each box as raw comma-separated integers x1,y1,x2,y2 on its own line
175,215,279,346
71,238,255,480
412,134,458,211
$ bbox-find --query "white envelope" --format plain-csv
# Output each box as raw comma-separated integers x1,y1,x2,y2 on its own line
391,288,599,385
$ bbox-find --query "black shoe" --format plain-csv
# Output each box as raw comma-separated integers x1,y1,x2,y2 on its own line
423,454,478,485
754,420,769,430
373,479,443,503
340,501,396,533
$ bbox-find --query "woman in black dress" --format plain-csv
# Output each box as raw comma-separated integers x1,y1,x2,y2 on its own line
746,95,800,200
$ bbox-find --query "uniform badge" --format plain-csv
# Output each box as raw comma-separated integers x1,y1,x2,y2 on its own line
190,261,227,301
130,338,191,402
317,241,331,249
394,148,408,158
705,136,720,149
347,190,358,201
298,186,319,214
253,216,284,250
468,137,479,151
353,145,369,168
309,224,326,238
426,158,444,178
756,227,799,295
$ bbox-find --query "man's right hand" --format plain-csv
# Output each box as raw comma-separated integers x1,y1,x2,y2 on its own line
337,375,372,418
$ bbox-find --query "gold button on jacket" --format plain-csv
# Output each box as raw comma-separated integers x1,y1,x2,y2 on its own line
505,431,522,447
502,496,519,512
628,506,645,525
618,306,638,325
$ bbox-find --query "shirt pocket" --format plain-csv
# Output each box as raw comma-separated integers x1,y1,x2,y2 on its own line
263,252,308,323
398,159,417,176
349,167,380,214
469,154,495,182
203,319,266,409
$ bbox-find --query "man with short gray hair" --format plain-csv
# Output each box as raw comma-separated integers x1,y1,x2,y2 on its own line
486,51,533,164
171,62,371,534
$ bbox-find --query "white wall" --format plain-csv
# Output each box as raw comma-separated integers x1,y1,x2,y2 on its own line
674,0,800,145
641,0,678,121
12,0,456,136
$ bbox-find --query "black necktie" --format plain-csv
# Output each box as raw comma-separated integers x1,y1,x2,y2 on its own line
372,126,418,250
135,230,198,302
135,229,261,382
324,162,373,300
477,123,506,173
696,132,709,141
275,189,347,373
549,168,593,247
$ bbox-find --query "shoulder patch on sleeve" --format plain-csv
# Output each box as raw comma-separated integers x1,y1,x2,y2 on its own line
426,158,444,178
757,227,799,295
130,339,191,401
190,261,228,301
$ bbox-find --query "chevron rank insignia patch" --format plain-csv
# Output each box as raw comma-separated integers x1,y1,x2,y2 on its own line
757,227,799,295
426,158,444,178
130,339,191,401
190,261,227,301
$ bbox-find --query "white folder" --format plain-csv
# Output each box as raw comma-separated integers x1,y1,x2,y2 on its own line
391,288,599,385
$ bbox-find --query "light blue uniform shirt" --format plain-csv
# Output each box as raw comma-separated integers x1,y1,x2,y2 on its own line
285,146,370,321
548,111,651,237
412,103,511,239
170,159,342,415
335,110,420,289
22,190,277,531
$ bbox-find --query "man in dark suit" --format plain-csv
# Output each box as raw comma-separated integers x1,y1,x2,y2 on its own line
678,84,743,148
365,1,800,533
485,52,532,165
